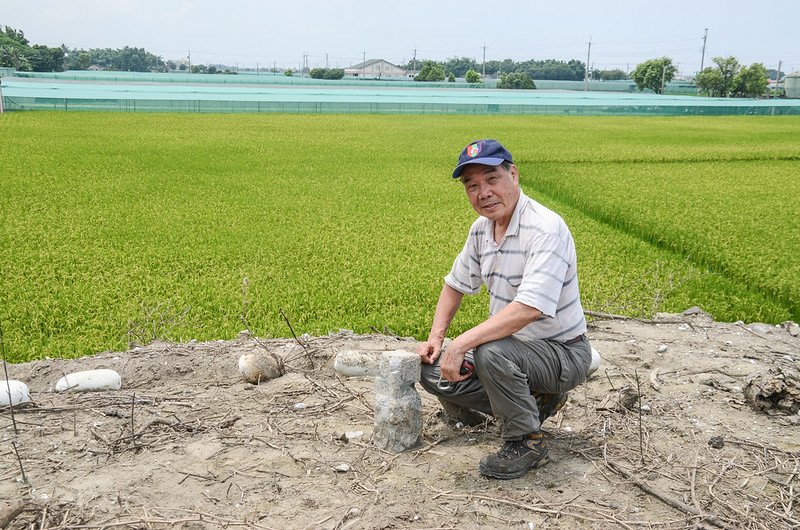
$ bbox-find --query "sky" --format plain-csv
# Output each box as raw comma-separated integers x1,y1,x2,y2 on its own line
3,0,799,75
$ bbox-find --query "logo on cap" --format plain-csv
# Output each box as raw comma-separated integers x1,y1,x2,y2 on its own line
466,142,482,158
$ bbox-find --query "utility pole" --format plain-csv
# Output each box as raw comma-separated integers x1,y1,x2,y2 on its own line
0,81,5,114
256,62,259,74
326,53,329,69
700,28,708,73
584,36,592,91
363,51,366,63
482,42,486,77
661,64,666,94
412,46,417,74
775,60,782,99
188,50,191,72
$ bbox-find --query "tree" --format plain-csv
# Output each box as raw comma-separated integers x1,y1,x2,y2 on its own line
309,67,344,80
465,69,481,83
0,25,32,69
447,72,455,82
734,63,768,98
112,46,163,71
497,72,536,89
414,61,445,82
483,59,516,76
630,57,676,94
516,59,585,81
284,69,294,76
695,56,742,97
593,68,626,81
767,68,785,81
442,56,479,77
28,44,65,71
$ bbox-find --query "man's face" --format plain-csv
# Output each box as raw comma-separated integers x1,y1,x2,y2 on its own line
460,163,521,224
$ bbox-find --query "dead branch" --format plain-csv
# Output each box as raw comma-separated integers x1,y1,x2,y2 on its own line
584,310,688,325
605,458,734,529
1,323,19,435
280,308,314,368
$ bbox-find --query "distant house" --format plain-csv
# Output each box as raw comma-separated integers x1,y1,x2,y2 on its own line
344,59,411,79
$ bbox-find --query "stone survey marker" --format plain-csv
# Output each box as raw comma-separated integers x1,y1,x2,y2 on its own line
334,350,422,452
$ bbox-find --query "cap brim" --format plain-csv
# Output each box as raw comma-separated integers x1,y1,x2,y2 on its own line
452,157,506,178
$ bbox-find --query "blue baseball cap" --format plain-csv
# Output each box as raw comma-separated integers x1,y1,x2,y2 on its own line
452,139,514,178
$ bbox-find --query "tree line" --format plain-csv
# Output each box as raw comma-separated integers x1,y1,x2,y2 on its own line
405,56,588,82
1,24,775,97
630,56,771,97
0,25,219,74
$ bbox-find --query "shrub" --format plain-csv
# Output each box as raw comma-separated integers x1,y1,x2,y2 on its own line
497,72,535,89
465,69,481,83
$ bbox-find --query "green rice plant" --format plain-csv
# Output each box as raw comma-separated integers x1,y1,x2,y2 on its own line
526,160,800,321
1,112,798,361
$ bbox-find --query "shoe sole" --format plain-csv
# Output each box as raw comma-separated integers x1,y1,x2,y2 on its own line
478,454,550,480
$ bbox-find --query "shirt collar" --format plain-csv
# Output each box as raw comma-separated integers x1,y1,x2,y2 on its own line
503,190,527,240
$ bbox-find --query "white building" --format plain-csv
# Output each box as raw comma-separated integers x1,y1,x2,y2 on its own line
344,59,411,79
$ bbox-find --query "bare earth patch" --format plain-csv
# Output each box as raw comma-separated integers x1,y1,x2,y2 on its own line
2,311,799,529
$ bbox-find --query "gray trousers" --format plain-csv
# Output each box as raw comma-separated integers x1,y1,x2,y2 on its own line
419,335,592,440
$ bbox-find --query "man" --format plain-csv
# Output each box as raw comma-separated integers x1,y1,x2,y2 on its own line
417,139,592,480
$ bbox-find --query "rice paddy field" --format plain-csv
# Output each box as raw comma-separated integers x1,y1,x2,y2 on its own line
1,112,798,362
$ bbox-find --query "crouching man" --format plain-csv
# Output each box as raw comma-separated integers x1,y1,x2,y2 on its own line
417,139,592,479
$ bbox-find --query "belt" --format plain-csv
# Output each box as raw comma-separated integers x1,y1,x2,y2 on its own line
563,334,586,345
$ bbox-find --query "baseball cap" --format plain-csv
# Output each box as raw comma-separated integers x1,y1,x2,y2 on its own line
452,139,514,179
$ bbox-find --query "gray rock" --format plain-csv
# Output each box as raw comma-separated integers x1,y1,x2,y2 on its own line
334,349,422,452
748,323,774,334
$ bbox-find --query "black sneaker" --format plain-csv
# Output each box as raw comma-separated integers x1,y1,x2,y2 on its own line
478,433,549,479
534,392,568,425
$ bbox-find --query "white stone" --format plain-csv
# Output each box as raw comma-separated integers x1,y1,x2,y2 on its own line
587,347,602,376
55,369,121,392
334,350,381,377
748,323,773,334
334,463,350,473
343,431,364,441
238,352,283,384
0,380,30,406
657,344,668,353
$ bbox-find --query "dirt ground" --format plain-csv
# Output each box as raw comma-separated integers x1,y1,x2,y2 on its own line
2,309,799,529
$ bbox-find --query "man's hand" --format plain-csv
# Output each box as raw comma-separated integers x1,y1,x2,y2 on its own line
416,340,442,365
439,337,473,383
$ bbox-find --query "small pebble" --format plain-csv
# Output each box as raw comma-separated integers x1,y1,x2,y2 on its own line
293,402,307,410
343,431,364,442
657,344,668,353
334,463,350,473
708,436,725,449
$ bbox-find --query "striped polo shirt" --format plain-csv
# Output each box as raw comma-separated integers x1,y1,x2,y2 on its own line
444,190,587,342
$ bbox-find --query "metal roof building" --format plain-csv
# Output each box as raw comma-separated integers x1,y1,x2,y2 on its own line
344,59,411,79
